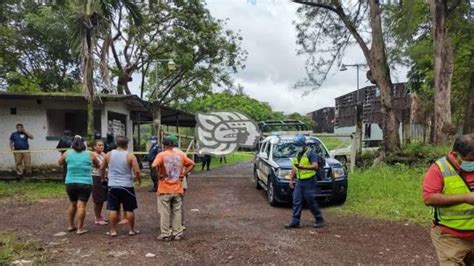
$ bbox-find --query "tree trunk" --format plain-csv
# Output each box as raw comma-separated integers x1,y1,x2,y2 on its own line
429,0,454,144
87,99,94,144
368,0,400,153
153,104,161,137
117,72,132,95
463,72,474,134
85,31,95,144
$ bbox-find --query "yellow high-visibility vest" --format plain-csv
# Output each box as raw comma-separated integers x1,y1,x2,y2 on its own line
434,157,474,230
291,150,316,180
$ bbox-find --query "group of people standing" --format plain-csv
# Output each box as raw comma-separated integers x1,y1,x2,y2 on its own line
58,133,194,241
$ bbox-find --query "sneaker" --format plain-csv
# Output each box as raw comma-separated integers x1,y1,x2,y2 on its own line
284,223,300,229
158,235,172,242
313,221,326,228
174,234,184,241
95,218,108,225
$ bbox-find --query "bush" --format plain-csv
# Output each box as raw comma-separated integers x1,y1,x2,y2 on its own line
354,143,450,169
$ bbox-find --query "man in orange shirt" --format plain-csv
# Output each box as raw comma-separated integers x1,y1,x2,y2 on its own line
152,136,194,241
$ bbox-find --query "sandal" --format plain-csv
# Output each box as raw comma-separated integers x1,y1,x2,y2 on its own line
95,219,109,225
106,231,118,237
76,229,88,235
129,230,140,236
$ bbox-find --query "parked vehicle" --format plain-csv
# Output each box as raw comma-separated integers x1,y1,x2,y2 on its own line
329,141,381,165
254,134,348,206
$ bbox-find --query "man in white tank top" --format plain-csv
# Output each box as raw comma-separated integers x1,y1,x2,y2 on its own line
101,136,141,237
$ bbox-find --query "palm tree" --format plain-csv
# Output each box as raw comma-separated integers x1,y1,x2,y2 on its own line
70,0,141,142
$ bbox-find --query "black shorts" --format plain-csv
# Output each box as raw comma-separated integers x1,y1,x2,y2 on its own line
66,183,92,202
92,176,108,204
107,187,138,212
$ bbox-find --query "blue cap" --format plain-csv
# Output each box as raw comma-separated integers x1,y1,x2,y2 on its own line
294,134,306,146
150,135,158,140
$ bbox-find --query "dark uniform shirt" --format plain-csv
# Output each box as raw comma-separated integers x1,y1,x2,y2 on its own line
56,136,72,154
148,144,161,163
10,132,30,150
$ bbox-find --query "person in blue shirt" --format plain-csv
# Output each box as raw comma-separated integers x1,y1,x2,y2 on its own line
9,123,34,179
285,134,325,229
56,130,73,181
148,135,161,192
58,136,100,235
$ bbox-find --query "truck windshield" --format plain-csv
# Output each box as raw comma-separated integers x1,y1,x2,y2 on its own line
272,141,329,159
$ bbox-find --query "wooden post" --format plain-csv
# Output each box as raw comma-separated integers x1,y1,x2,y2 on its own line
137,112,141,151
350,132,357,172
402,109,411,145
153,104,161,136
176,113,180,149
355,104,363,153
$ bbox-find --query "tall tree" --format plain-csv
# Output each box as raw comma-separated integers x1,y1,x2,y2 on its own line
181,91,311,125
428,0,462,143
293,0,401,153
69,0,141,141
0,0,80,92
388,0,473,137
141,1,246,134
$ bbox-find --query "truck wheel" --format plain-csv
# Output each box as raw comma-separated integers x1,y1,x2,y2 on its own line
332,192,347,205
254,167,263,190
335,156,347,165
267,177,278,206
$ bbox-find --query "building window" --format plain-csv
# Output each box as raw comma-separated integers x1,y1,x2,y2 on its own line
46,109,101,139
10,108,17,115
364,124,372,139
107,111,127,137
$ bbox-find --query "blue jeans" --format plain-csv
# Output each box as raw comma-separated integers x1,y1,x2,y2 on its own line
290,178,324,225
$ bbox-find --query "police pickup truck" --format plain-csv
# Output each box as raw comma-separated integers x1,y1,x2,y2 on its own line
254,133,348,206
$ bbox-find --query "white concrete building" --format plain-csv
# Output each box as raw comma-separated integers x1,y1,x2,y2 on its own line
0,92,196,172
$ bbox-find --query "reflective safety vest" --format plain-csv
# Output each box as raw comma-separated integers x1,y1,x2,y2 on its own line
291,150,317,180
434,157,474,230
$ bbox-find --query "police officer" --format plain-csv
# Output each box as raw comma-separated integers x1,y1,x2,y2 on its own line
148,135,161,192
104,132,117,153
285,134,325,229
56,130,73,181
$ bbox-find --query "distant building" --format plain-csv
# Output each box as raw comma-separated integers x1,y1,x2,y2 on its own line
306,107,335,133
334,83,425,143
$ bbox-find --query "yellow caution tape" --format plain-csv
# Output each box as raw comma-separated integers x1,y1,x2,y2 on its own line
1,149,255,156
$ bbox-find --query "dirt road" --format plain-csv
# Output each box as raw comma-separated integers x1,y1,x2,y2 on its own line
0,163,436,264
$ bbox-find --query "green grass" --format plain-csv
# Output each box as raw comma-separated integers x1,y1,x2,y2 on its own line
0,232,46,265
318,137,349,150
193,152,254,172
0,181,65,202
329,164,431,224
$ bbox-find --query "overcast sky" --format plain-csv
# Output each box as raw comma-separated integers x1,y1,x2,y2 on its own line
204,0,407,115
127,0,408,115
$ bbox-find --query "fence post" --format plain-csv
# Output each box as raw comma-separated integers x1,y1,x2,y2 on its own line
350,132,357,172
355,104,363,153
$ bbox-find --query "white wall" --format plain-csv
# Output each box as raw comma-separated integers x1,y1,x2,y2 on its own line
335,123,404,142
104,102,134,151
0,99,57,170
0,98,133,170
